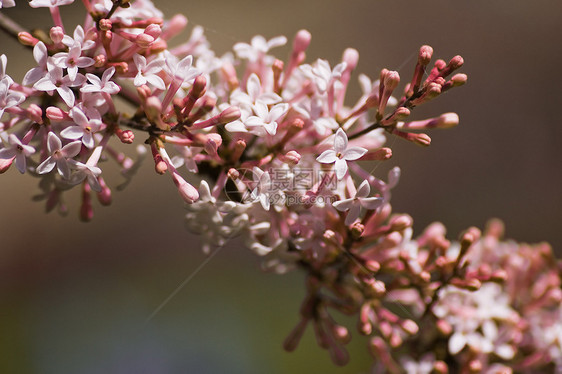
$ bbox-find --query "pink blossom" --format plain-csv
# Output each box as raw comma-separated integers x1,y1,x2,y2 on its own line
80,66,120,95
36,132,82,179
0,134,35,173
34,60,86,107
316,128,367,179
332,180,383,225
52,42,94,81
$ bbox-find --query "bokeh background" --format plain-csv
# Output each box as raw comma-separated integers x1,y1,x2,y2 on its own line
1,1,561,373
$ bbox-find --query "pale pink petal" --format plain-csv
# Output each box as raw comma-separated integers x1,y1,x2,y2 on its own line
355,180,371,198
56,158,71,179
344,203,361,225
60,140,82,157
60,126,84,140
246,73,260,101
342,146,367,161
47,132,62,153
334,158,348,179
36,157,55,174
316,150,337,164
56,86,75,107
360,197,383,210
334,128,347,153
15,154,26,173
332,198,354,212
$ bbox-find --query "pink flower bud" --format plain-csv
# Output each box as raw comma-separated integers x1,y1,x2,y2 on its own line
418,45,433,65
171,171,199,203
96,177,112,206
293,29,312,54
99,19,112,31
436,319,453,335
280,150,301,166
144,24,162,39
218,106,241,124
365,260,380,273
18,32,39,46
400,319,419,335
227,168,240,180
0,157,14,173
94,54,107,68
46,106,68,121
190,75,207,98
50,26,64,44
136,33,155,48
342,48,359,71
26,104,43,124
116,129,134,144
80,184,94,222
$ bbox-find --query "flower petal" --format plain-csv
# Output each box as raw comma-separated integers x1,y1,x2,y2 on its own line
343,146,367,161
334,158,348,179
334,128,348,153
316,150,337,164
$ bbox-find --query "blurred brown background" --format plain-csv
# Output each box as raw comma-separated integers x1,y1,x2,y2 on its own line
1,1,561,373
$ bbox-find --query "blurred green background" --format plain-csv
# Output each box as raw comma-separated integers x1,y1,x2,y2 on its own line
1,1,561,373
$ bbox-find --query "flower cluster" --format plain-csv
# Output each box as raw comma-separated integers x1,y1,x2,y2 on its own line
0,1,559,372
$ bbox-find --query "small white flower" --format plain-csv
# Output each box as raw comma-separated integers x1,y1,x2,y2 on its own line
132,53,165,90
80,66,120,95
68,146,102,191
0,134,36,173
34,60,86,107
233,35,287,62
52,42,95,81
316,128,367,179
60,106,102,148
36,132,82,179
230,73,281,109
332,180,382,225
163,51,199,84
300,59,347,94
226,100,288,136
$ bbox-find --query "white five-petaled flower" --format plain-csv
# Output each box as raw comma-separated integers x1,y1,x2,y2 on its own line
332,180,383,225
226,100,288,136
163,50,199,84
233,35,287,62
300,59,347,94
132,54,166,90
36,132,82,179
29,0,74,8
53,42,95,81
0,134,36,173
68,146,102,191
60,106,102,148
80,66,120,95
0,77,26,119
34,60,86,107
316,128,367,179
